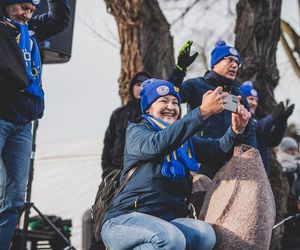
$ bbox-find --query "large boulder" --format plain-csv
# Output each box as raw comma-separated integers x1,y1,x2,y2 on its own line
199,145,276,250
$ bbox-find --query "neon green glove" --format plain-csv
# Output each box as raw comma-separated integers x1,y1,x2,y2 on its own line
176,40,199,72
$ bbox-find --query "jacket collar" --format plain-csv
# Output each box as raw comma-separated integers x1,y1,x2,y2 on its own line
204,70,240,93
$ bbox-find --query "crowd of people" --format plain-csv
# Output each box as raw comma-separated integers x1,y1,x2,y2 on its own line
0,0,299,249
96,40,299,249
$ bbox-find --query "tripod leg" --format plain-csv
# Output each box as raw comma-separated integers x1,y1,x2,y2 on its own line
20,202,32,250
31,204,77,250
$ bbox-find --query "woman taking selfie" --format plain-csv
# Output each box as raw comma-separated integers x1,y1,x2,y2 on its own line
101,78,251,250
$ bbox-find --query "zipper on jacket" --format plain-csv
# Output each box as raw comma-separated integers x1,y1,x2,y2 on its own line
134,196,140,210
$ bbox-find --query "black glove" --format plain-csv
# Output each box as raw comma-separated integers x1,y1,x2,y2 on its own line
281,103,295,121
176,40,199,72
271,101,285,121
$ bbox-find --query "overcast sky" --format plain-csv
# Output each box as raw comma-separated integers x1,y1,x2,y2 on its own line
37,0,300,145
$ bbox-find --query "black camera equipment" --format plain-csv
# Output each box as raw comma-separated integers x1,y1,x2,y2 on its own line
15,120,77,250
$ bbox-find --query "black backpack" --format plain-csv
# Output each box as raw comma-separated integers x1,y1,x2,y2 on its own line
91,164,140,242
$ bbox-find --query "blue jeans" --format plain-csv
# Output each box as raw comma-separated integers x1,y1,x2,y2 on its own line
101,212,216,250
0,119,32,250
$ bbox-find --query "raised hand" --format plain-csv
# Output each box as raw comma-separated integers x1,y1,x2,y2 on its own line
231,96,251,134
200,86,227,120
176,40,199,72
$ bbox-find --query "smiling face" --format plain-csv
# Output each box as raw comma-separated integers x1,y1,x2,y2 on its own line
147,95,180,125
5,3,36,24
213,56,239,80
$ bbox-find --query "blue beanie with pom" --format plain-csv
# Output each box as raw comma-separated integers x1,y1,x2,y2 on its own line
240,81,258,99
1,0,40,7
140,78,181,113
210,40,241,69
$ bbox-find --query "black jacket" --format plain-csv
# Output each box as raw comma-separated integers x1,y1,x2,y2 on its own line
101,99,141,178
169,69,257,178
0,0,70,124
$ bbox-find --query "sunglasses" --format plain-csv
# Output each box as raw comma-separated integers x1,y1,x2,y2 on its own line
223,57,241,68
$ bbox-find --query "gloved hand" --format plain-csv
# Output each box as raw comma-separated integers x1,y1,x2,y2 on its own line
272,101,295,121
281,103,295,121
271,101,285,121
176,40,198,72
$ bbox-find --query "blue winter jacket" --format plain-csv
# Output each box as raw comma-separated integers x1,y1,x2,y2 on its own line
0,0,70,124
103,108,243,224
255,114,287,175
169,69,257,178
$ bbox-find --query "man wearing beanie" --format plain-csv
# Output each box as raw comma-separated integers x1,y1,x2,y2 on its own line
169,40,256,179
240,81,294,175
0,0,70,248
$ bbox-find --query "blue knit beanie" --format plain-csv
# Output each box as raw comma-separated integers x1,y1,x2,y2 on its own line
240,81,258,99
1,0,40,7
140,78,181,113
210,40,241,69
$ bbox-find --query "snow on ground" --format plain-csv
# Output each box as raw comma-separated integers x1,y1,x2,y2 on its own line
29,137,102,249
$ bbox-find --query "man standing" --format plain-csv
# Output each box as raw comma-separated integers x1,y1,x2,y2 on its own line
240,81,294,175
0,0,70,248
170,40,256,178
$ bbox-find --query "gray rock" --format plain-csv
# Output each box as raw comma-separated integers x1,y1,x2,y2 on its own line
199,145,276,250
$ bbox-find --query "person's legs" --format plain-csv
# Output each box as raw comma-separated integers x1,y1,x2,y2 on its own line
101,212,186,250
170,218,216,250
0,120,32,250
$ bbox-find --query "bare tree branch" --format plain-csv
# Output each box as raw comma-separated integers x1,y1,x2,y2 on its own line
78,16,119,49
171,0,201,25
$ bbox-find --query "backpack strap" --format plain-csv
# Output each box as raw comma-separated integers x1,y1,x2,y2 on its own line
115,162,141,195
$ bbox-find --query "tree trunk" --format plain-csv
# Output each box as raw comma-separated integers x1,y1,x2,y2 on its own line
235,1,289,249
104,0,174,104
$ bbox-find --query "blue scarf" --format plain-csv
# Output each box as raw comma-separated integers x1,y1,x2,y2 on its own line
143,114,199,180
5,18,43,98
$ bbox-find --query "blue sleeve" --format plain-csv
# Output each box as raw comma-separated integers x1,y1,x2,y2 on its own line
265,118,287,147
126,107,240,165
168,68,198,104
169,68,186,88
191,127,239,164
240,118,257,148
29,0,71,41
256,115,275,134
125,108,205,161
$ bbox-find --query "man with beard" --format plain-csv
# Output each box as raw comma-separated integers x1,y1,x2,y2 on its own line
170,40,256,179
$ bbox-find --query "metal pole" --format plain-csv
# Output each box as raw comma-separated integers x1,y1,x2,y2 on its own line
20,119,39,250
273,213,300,230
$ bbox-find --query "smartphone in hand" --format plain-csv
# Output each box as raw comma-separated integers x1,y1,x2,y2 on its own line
224,93,238,113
